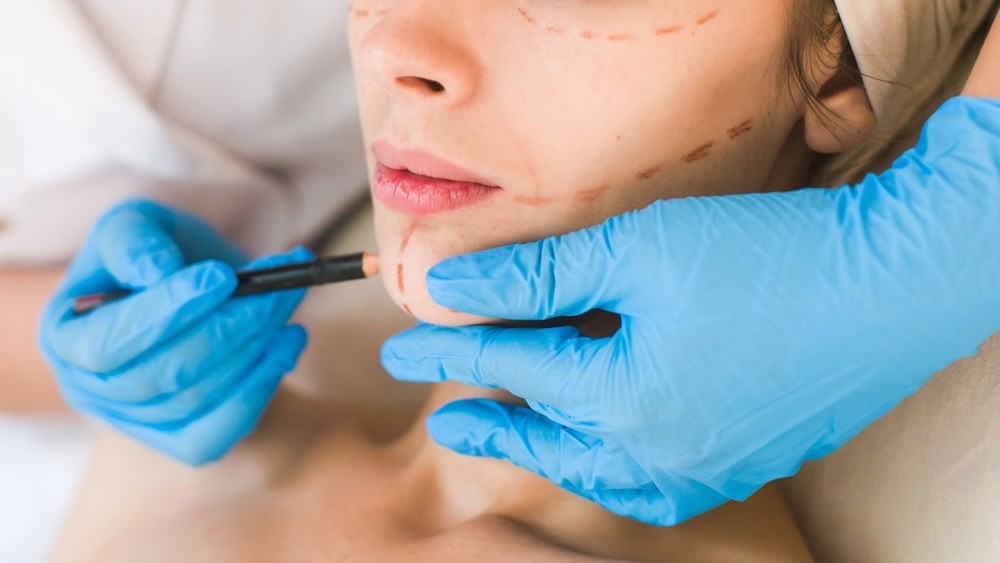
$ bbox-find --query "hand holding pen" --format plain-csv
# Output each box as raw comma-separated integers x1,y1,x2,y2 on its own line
72,251,380,315
39,200,379,465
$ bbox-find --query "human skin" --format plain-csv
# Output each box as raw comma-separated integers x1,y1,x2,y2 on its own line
0,267,66,411
52,380,814,560
349,0,864,325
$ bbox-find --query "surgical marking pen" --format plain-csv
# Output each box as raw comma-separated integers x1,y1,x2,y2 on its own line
72,251,380,315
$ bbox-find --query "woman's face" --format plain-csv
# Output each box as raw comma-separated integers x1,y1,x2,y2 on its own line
349,0,813,324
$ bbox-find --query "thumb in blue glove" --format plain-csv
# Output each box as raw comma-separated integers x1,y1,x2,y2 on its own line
40,199,310,465
382,97,1000,525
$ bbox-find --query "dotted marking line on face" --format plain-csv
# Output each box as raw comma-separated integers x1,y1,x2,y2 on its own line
515,7,719,40
680,117,754,165
399,224,418,254
514,195,558,207
682,141,716,163
696,10,720,26
397,263,406,293
654,26,684,36
637,165,664,181
575,184,611,203
728,119,753,139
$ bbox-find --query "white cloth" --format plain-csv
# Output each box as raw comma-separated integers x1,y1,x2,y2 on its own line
0,0,367,264
834,0,996,126
0,1,364,559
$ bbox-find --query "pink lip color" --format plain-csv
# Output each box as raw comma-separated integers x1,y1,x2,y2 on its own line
371,142,500,217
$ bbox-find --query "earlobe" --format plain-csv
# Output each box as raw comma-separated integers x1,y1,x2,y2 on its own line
803,79,876,154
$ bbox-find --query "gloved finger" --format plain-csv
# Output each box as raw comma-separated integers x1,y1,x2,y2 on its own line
51,247,312,374
425,211,648,320
92,202,186,289
579,473,727,527
47,260,237,373
59,283,307,403
428,399,651,491
102,324,308,466
428,399,722,526
78,316,305,424
382,323,613,409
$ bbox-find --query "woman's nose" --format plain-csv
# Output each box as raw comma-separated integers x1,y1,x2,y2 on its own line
359,12,478,108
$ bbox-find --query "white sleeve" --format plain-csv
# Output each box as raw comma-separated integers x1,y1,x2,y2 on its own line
0,1,364,266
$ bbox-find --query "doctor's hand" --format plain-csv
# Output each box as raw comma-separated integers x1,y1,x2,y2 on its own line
40,200,309,465
381,96,1000,525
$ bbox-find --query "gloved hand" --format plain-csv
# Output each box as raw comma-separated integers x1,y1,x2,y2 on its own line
381,96,1000,525
40,199,309,465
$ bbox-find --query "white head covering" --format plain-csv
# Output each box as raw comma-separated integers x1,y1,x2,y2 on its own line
835,0,997,120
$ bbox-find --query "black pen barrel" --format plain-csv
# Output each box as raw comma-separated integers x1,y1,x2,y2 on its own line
233,252,366,296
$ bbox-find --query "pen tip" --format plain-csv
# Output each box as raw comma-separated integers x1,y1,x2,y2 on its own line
362,252,380,278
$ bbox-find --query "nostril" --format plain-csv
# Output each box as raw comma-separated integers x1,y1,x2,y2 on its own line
396,76,446,93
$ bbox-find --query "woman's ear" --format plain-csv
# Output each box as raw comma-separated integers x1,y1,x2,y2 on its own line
803,31,876,154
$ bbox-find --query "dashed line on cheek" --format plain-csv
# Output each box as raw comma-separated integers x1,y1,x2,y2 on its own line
683,141,716,164
574,184,611,203
728,119,753,139
607,33,636,42
518,7,536,24
696,10,720,26
402,304,414,316
637,165,664,181
654,26,684,36
579,30,600,40
396,263,405,293
514,195,557,207
399,223,418,254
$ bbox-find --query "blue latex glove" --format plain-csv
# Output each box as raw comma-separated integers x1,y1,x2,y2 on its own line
382,96,1000,525
40,199,309,465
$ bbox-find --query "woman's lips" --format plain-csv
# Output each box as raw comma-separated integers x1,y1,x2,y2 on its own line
373,164,500,217
371,142,501,217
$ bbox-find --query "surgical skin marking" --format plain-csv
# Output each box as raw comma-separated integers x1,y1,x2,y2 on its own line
515,7,719,40
683,141,716,163
399,223,418,254
396,263,405,293
514,195,557,207
637,165,664,181
696,10,720,25
654,26,684,36
574,184,610,203
728,119,753,139
680,118,753,165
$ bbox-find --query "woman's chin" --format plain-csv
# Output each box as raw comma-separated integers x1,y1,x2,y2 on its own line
391,290,497,327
